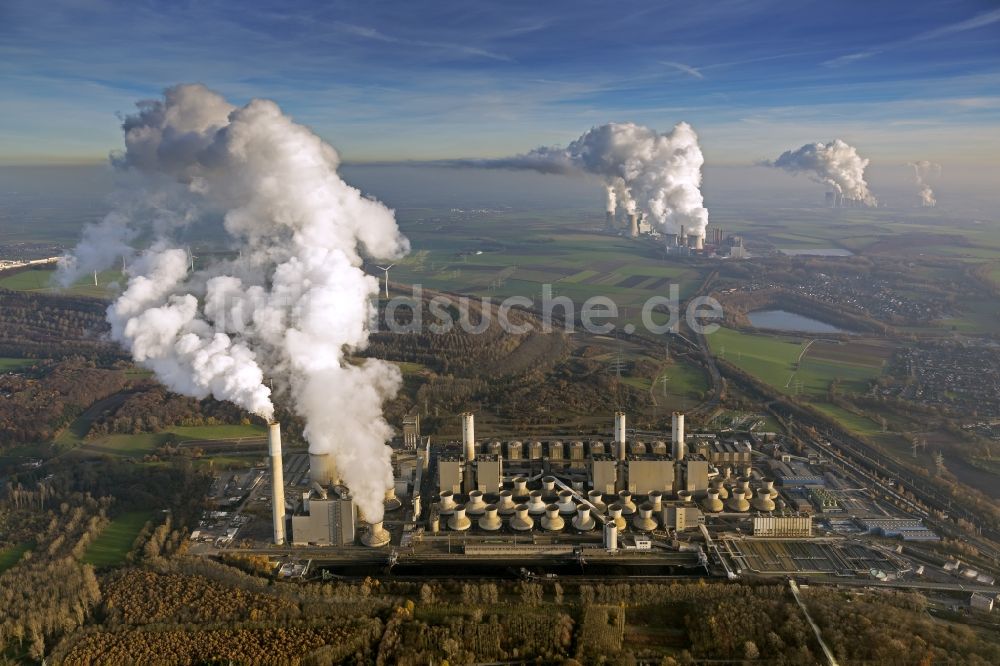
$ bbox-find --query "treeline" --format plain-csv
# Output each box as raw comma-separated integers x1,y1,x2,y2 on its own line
89,386,251,436
0,288,123,362
0,358,127,448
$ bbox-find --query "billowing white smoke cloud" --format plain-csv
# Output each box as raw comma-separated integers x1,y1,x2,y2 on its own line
764,139,878,207
58,84,409,522
466,122,709,238
909,160,940,207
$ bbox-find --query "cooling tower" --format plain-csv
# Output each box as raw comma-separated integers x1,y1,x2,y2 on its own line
617,490,637,515
588,490,607,512
727,489,750,512
761,478,778,499
542,476,557,497
737,478,754,499
497,490,517,515
671,412,685,461
510,504,534,531
384,487,402,512
466,490,488,516
649,490,664,512
573,505,596,531
557,490,576,515
448,504,472,531
606,210,615,229
694,235,704,251
527,490,547,515
702,489,724,513
309,452,338,487
268,422,286,545
462,412,476,461
710,478,729,500
632,502,658,532
607,503,627,530
361,520,391,547
542,504,566,531
614,411,627,446
513,476,529,498
752,492,776,512
439,490,458,515
604,521,618,551
628,213,639,238
478,504,502,531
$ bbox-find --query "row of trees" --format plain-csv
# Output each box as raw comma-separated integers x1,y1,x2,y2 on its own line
0,288,123,362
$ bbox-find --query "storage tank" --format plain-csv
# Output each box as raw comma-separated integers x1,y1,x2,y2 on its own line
510,504,534,531
632,502,658,532
573,505,596,531
607,503,627,530
507,441,523,460
361,520,391,547
588,490,607,512
702,489,724,513
617,490,637,515
478,504,502,531
542,504,565,531
497,490,517,515
557,490,576,515
448,504,472,531
529,441,543,460
466,490,488,516
527,490,547,515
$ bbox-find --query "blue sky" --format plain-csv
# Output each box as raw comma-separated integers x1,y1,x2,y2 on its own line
1,0,998,165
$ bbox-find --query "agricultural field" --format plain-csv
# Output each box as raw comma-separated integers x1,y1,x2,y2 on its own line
0,357,37,371
0,542,31,574
0,266,124,298
82,511,152,567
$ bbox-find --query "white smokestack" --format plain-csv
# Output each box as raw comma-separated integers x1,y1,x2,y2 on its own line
671,412,685,461
462,412,475,461
58,84,409,523
268,422,285,545
763,139,877,207
909,160,940,207
463,122,709,239
614,411,626,449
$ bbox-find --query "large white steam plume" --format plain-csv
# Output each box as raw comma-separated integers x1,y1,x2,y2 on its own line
909,160,940,207
460,122,709,238
763,139,878,207
58,84,409,521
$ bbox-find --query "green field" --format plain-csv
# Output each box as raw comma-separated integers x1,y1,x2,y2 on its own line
82,511,152,567
706,328,884,398
166,424,266,441
0,266,123,298
0,357,37,371
0,542,32,574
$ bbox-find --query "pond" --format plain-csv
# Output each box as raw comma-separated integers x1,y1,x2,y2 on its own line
748,309,847,334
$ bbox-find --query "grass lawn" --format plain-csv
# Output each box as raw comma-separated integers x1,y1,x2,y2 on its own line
812,403,884,436
165,423,266,440
0,357,38,371
82,511,152,567
0,542,32,574
0,267,123,298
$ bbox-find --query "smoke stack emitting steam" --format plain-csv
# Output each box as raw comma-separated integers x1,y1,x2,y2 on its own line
461,122,709,240
909,160,940,207
58,84,409,523
763,139,878,207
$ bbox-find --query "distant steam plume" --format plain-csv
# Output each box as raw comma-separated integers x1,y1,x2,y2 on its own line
763,139,878,207
58,84,409,521
459,122,709,238
909,160,941,207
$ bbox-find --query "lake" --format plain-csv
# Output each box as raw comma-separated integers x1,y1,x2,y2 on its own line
748,309,846,334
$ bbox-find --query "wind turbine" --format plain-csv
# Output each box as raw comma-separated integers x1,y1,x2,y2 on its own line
376,264,394,298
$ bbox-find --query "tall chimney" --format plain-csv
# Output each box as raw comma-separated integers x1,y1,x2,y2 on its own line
614,411,626,449
462,412,475,462
671,412,685,461
268,422,286,545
